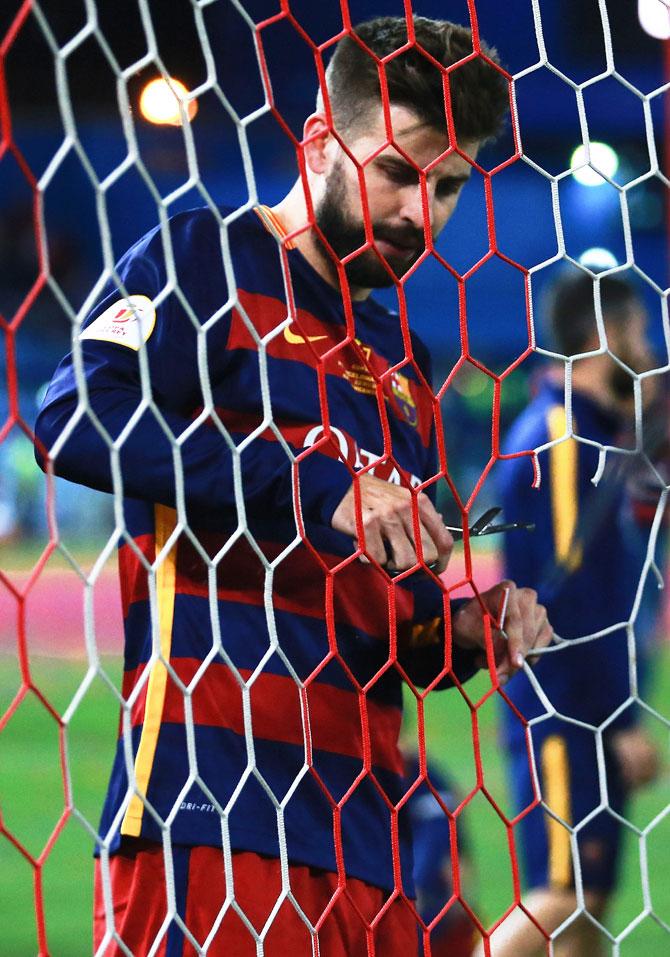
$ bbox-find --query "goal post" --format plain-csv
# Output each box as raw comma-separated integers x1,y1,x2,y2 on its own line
0,2,669,956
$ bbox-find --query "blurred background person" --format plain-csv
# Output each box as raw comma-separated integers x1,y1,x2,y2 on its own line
479,272,664,957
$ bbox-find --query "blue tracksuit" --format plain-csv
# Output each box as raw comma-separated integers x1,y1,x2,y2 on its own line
497,378,642,892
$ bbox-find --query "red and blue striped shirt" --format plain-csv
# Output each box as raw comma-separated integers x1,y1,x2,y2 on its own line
35,205,478,893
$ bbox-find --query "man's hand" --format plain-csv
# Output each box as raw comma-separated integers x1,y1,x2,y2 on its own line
331,473,453,574
610,726,660,790
452,580,552,685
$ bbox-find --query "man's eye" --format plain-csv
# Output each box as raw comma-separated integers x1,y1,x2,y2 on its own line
436,181,462,198
383,166,418,186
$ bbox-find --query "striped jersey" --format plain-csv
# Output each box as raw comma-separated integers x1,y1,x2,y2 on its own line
35,204,478,894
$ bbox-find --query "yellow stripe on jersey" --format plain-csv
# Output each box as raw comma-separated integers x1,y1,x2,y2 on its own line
410,616,442,649
541,734,573,888
254,204,297,249
547,404,582,572
121,504,178,836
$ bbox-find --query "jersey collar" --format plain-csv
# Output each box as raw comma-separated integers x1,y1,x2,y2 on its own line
254,205,297,249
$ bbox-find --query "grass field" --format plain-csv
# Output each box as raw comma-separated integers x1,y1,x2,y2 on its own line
402,657,670,955
1,645,669,956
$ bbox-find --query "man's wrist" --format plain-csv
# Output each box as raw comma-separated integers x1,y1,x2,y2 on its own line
297,451,353,527
450,597,478,651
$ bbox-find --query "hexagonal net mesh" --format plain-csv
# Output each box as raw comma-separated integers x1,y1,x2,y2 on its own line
1,1,669,955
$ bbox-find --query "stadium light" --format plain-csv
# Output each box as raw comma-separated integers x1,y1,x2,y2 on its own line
579,247,618,271
638,0,670,39
570,142,619,187
139,77,198,126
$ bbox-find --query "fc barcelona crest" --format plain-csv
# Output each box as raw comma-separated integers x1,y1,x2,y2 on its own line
390,372,418,427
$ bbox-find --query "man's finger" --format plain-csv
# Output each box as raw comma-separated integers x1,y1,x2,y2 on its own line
528,617,553,663
416,493,453,571
530,605,551,651
358,513,391,567
500,588,552,679
496,582,527,672
397,510,439,570
384,515,419,571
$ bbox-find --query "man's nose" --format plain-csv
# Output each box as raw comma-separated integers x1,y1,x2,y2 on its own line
399,184,431,231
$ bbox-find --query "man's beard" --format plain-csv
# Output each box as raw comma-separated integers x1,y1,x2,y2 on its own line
609,363,635,401
314,163,425,289
608,346,655,402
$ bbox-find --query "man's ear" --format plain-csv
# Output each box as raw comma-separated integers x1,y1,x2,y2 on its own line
302,113,332,175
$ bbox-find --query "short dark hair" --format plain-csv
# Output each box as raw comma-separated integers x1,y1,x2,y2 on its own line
548,272,640,356
322,16,508,144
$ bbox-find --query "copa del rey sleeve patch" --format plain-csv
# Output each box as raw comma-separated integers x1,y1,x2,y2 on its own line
79,295,157,350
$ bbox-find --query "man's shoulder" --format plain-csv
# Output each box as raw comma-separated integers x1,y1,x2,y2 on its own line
122,205,271,267
505,392,555,453
170,204,274,258
113,205,285,311
498,388,560,498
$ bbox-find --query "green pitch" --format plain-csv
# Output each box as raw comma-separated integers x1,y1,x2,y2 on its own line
0,649,668,956
403,647,670,954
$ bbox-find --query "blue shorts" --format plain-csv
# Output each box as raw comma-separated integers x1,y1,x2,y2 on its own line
507,719,627,894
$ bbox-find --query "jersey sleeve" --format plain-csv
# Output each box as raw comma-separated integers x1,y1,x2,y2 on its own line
34,211,352,529
398,592,479,689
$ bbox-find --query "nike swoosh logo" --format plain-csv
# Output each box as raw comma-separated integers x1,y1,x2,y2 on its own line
283,326,327,345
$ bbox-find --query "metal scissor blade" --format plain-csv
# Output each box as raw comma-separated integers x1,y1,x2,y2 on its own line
389,508,534,577
444,507,501,541
476,520,536,537
470,506,502,536
446,509,534,541
445,507,502,542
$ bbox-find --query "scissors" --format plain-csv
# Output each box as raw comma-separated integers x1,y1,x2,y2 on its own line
444,506,535,542
387,506,534,576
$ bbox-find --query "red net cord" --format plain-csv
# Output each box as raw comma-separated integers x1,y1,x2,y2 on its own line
253,2,537,952
1,1,550,953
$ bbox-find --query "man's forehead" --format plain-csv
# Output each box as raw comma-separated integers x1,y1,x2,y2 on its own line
623,303,648,333
353,104,475,173
607,303,647,340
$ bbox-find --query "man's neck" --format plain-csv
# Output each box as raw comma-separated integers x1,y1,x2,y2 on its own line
271,184,371,301
548,361,618,413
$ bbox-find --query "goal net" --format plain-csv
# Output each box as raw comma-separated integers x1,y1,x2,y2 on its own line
0,1,668,955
